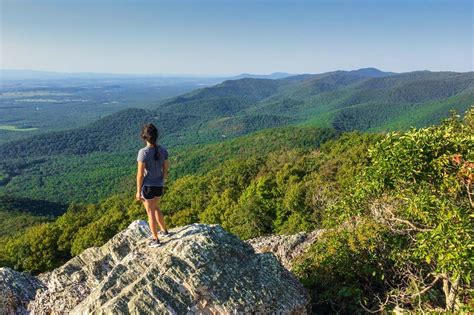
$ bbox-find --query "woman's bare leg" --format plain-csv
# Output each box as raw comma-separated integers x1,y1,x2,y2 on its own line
144,198,159,240
154,197,167,232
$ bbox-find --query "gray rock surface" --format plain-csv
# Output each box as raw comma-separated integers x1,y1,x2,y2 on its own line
2,221,309,314
0,268,42,315
247,230,324,270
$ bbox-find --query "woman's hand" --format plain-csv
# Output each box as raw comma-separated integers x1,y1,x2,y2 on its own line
135,192,142,202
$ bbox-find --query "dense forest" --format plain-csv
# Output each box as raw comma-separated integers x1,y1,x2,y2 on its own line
0,127,337,212
1,69,472,220
0,107,472,313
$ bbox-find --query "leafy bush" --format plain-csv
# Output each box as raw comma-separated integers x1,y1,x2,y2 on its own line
294,218,390,314
294,108,474,312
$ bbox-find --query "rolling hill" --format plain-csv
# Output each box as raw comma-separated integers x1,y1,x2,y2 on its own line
155,68,473,138
2,68,472,161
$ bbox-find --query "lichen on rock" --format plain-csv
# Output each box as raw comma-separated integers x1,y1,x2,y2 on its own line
0,267,43,315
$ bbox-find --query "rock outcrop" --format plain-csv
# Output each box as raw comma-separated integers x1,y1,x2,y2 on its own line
1,221,309,314
248,230,323,270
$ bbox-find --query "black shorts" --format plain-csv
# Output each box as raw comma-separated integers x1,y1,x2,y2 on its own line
141,185,164,200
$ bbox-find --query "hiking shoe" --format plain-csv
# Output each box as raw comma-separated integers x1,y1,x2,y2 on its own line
149,231,170,239
148,239,161,248
158,230,171,237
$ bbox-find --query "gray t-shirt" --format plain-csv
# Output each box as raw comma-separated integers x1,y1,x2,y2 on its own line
137,145,169,187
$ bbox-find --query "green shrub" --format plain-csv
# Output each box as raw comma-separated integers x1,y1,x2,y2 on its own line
295,108,474,312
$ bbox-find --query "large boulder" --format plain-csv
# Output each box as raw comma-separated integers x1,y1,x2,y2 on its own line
2,221,309,314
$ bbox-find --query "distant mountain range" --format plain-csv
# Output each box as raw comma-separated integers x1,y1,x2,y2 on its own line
229,72,294,80
1,69,294,81
0,68,391,81
1,68,472,160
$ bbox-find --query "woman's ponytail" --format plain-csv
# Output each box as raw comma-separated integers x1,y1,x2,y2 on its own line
141,123,161,171
153,146,160,161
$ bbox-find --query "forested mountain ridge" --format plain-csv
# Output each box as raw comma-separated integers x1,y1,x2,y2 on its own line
1,68,472,161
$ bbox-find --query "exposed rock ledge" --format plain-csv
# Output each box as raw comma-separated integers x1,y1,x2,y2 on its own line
1,221,309,314
247,230,323,270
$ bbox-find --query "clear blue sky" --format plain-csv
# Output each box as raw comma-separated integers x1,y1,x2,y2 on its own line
1,0,472,75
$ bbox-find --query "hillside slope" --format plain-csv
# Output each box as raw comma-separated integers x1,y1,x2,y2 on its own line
0,126,337,217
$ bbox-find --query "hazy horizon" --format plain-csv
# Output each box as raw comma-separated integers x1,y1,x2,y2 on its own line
2,67,473,79
1,0,472,75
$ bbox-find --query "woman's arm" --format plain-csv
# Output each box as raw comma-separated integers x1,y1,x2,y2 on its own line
163,160,169,184
136,161,145,201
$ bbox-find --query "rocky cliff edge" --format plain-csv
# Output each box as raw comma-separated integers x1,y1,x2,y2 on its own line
1,221,309,314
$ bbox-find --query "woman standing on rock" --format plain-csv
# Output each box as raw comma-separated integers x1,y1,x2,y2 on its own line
136,123,170,247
